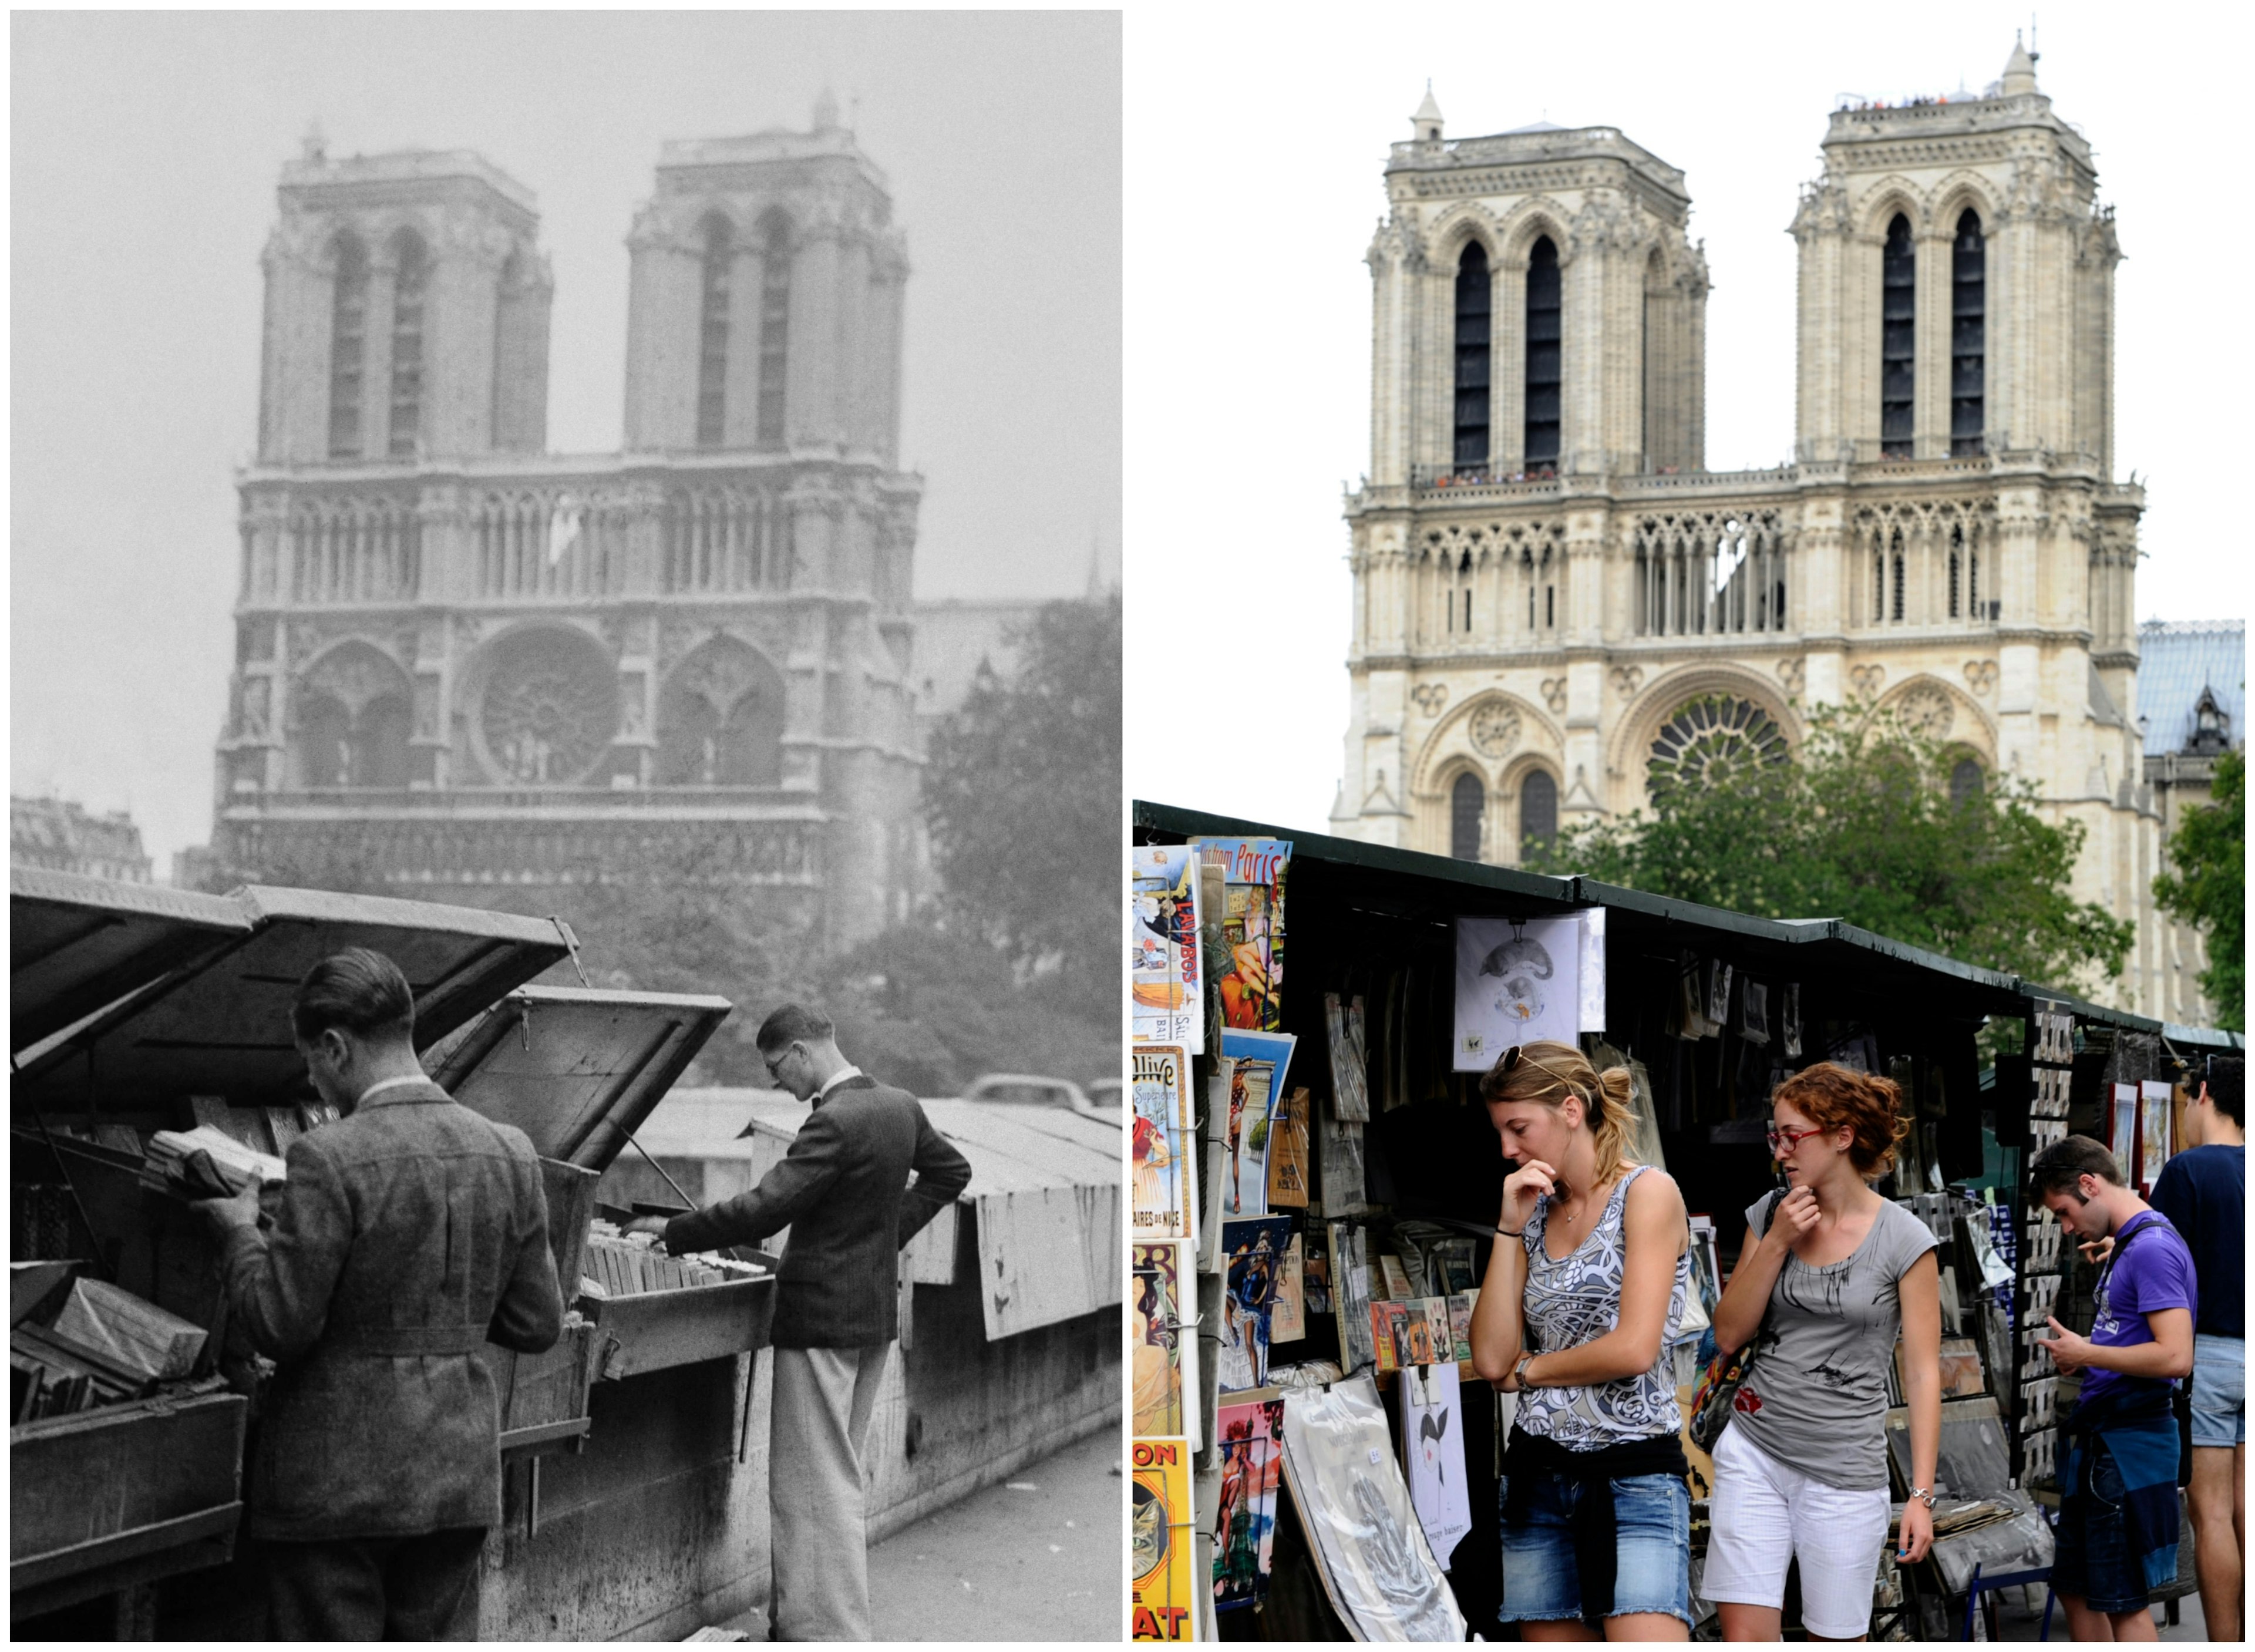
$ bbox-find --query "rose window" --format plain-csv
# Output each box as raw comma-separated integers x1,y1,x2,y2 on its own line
1469,701,1522,758
477,628,617,784
1647,695,1788,798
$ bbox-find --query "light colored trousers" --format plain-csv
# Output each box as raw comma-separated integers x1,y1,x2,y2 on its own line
769,1343,890,1641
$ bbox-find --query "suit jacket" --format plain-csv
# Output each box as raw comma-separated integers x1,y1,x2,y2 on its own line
663,1075,972,1348
217,1079,563,1541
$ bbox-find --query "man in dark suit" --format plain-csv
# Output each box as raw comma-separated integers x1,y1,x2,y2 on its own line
631,1003,971,1640
196,946,564,1640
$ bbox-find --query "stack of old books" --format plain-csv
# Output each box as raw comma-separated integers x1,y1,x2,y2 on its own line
12,1278,210,1424
140,1125,288,1197
577,1222,767,1298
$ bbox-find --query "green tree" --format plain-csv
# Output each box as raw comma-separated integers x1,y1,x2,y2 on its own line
1530,698,2135,990
2153,750,2244,1031
923,591,1122,1021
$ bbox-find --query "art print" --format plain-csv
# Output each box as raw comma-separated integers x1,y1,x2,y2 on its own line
2109,1083,2138,1185
1324,991,1372,1123
1271,1233,1306,1343
1331,1222,1376,1375
1131,1044,1193,1239
1212,1398,1285,1612
1193,837,1290,1032
1132,1240,1194,1442
1280,1376,1466,1640
2139,1079,2173,1191
1401,1360,1472,1568
1217,1215,1293,1392
1218,1029,1294,1219
1130,1438,1196,1641
1301,1230,1332,1316
1265,1086,1311,1210
1453,915,1581,1069
1130,846,1203,1052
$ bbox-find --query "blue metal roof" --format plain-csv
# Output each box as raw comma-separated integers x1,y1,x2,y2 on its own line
2139,620,2245,756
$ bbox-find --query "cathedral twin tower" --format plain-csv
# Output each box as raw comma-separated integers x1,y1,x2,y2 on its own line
1334,43,2183,1017
216,98,923,948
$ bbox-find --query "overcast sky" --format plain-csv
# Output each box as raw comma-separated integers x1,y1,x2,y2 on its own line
1123,0,2254,836
11,10,1120,867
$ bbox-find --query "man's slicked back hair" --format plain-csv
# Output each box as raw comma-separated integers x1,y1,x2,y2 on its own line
292,947,416,1044
756,1002,834,1054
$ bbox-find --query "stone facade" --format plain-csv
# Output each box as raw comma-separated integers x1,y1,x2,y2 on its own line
1332,45,2212,1021
213,102,925,951
11,796,153,883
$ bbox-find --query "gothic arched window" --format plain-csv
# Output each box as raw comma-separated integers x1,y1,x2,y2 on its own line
696,217,732,448
292,642,413,788
1453,242,1491,470
756,212,792,448
1450,772,1485,861
658,636,787,787
1950,757,1985,806
1951,209,1985,457
1524,237,1562,471
328,234,369,458
387,231,428,458
1520,769,1558,859
1880,214,1914,457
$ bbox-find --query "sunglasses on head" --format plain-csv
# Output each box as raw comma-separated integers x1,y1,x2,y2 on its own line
1497,1045,1593,1109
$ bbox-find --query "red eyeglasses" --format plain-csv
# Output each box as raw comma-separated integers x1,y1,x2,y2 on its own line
1766,1124,1826,1153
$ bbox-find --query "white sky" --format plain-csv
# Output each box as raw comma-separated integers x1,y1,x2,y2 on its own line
10,11,1120,868
1123,0,2254,836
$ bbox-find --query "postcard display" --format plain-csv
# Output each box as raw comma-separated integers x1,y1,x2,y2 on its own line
2015,1008,2076,1492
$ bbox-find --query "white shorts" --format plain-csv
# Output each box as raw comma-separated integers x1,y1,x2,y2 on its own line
1702,1422,1893,1638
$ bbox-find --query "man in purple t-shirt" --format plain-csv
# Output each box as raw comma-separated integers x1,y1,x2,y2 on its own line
2034,1135,2197,1641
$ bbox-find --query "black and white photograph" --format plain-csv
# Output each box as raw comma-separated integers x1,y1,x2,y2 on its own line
12,10,1119,1642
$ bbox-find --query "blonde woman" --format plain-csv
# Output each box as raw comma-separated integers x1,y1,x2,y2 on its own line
1702,1064,1940,1641
1470,1040,1694,1640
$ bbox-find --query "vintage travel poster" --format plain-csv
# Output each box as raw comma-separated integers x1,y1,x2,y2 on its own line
1132,1044,1194,1239
1132,1241,1195,1441
1324,991,1371,1122
1401,1361,1473,1568
1265,1085,1311,1209
1130,1438,1197,1641
1216,1215,1293,1391
1453,915,1582,1069
1193,837,1290,1032
1219,1029,1294,1219
1212,1397,1286,1613
1130,844,1204,1052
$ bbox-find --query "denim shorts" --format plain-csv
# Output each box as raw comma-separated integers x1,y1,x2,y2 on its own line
2052,1438,2153,1614
2190,1334,2245,1448
1497,1466,1693,1629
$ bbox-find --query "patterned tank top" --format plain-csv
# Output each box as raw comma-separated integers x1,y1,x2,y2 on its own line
1516,1163,1691,1449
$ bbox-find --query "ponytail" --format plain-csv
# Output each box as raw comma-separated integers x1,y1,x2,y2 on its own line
1478,1038,1642,1184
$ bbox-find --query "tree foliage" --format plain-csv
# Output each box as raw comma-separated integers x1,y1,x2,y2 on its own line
2153,750,2244,1031
1527,700,2136,990
923,591,1122,1019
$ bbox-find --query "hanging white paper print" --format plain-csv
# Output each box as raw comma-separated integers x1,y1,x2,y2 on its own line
1399,1361,1472,1568
1454,916,1581,1071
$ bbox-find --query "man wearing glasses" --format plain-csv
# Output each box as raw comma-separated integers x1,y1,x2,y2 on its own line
627,1004,971,1639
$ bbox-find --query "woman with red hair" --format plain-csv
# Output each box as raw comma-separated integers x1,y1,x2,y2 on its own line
1702,1062,1943,1641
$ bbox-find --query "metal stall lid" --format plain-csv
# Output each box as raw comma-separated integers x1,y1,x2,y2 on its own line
10,870,254,1058
12,884,574,1111
425,985,769,1381
426,985,736,1172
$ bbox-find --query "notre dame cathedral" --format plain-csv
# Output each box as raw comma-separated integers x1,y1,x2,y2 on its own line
1328,42,2221,1022
210,95,928,950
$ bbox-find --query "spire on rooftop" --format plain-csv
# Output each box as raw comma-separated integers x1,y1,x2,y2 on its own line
1413,82,1444,142
2001,32,2039,96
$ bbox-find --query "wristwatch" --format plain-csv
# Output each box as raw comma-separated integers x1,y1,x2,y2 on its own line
1907,1486,1938,1510
1513,1351,1539,1390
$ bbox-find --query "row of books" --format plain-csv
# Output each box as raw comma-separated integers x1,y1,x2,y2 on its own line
577,1224,766,1298
11,1278,211,1422
1369,1290,1479,1377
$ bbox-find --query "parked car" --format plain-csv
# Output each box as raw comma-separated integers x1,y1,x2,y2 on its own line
962,1072,1119,1125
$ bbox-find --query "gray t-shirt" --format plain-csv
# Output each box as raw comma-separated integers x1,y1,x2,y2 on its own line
1729,1195,1937,1489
